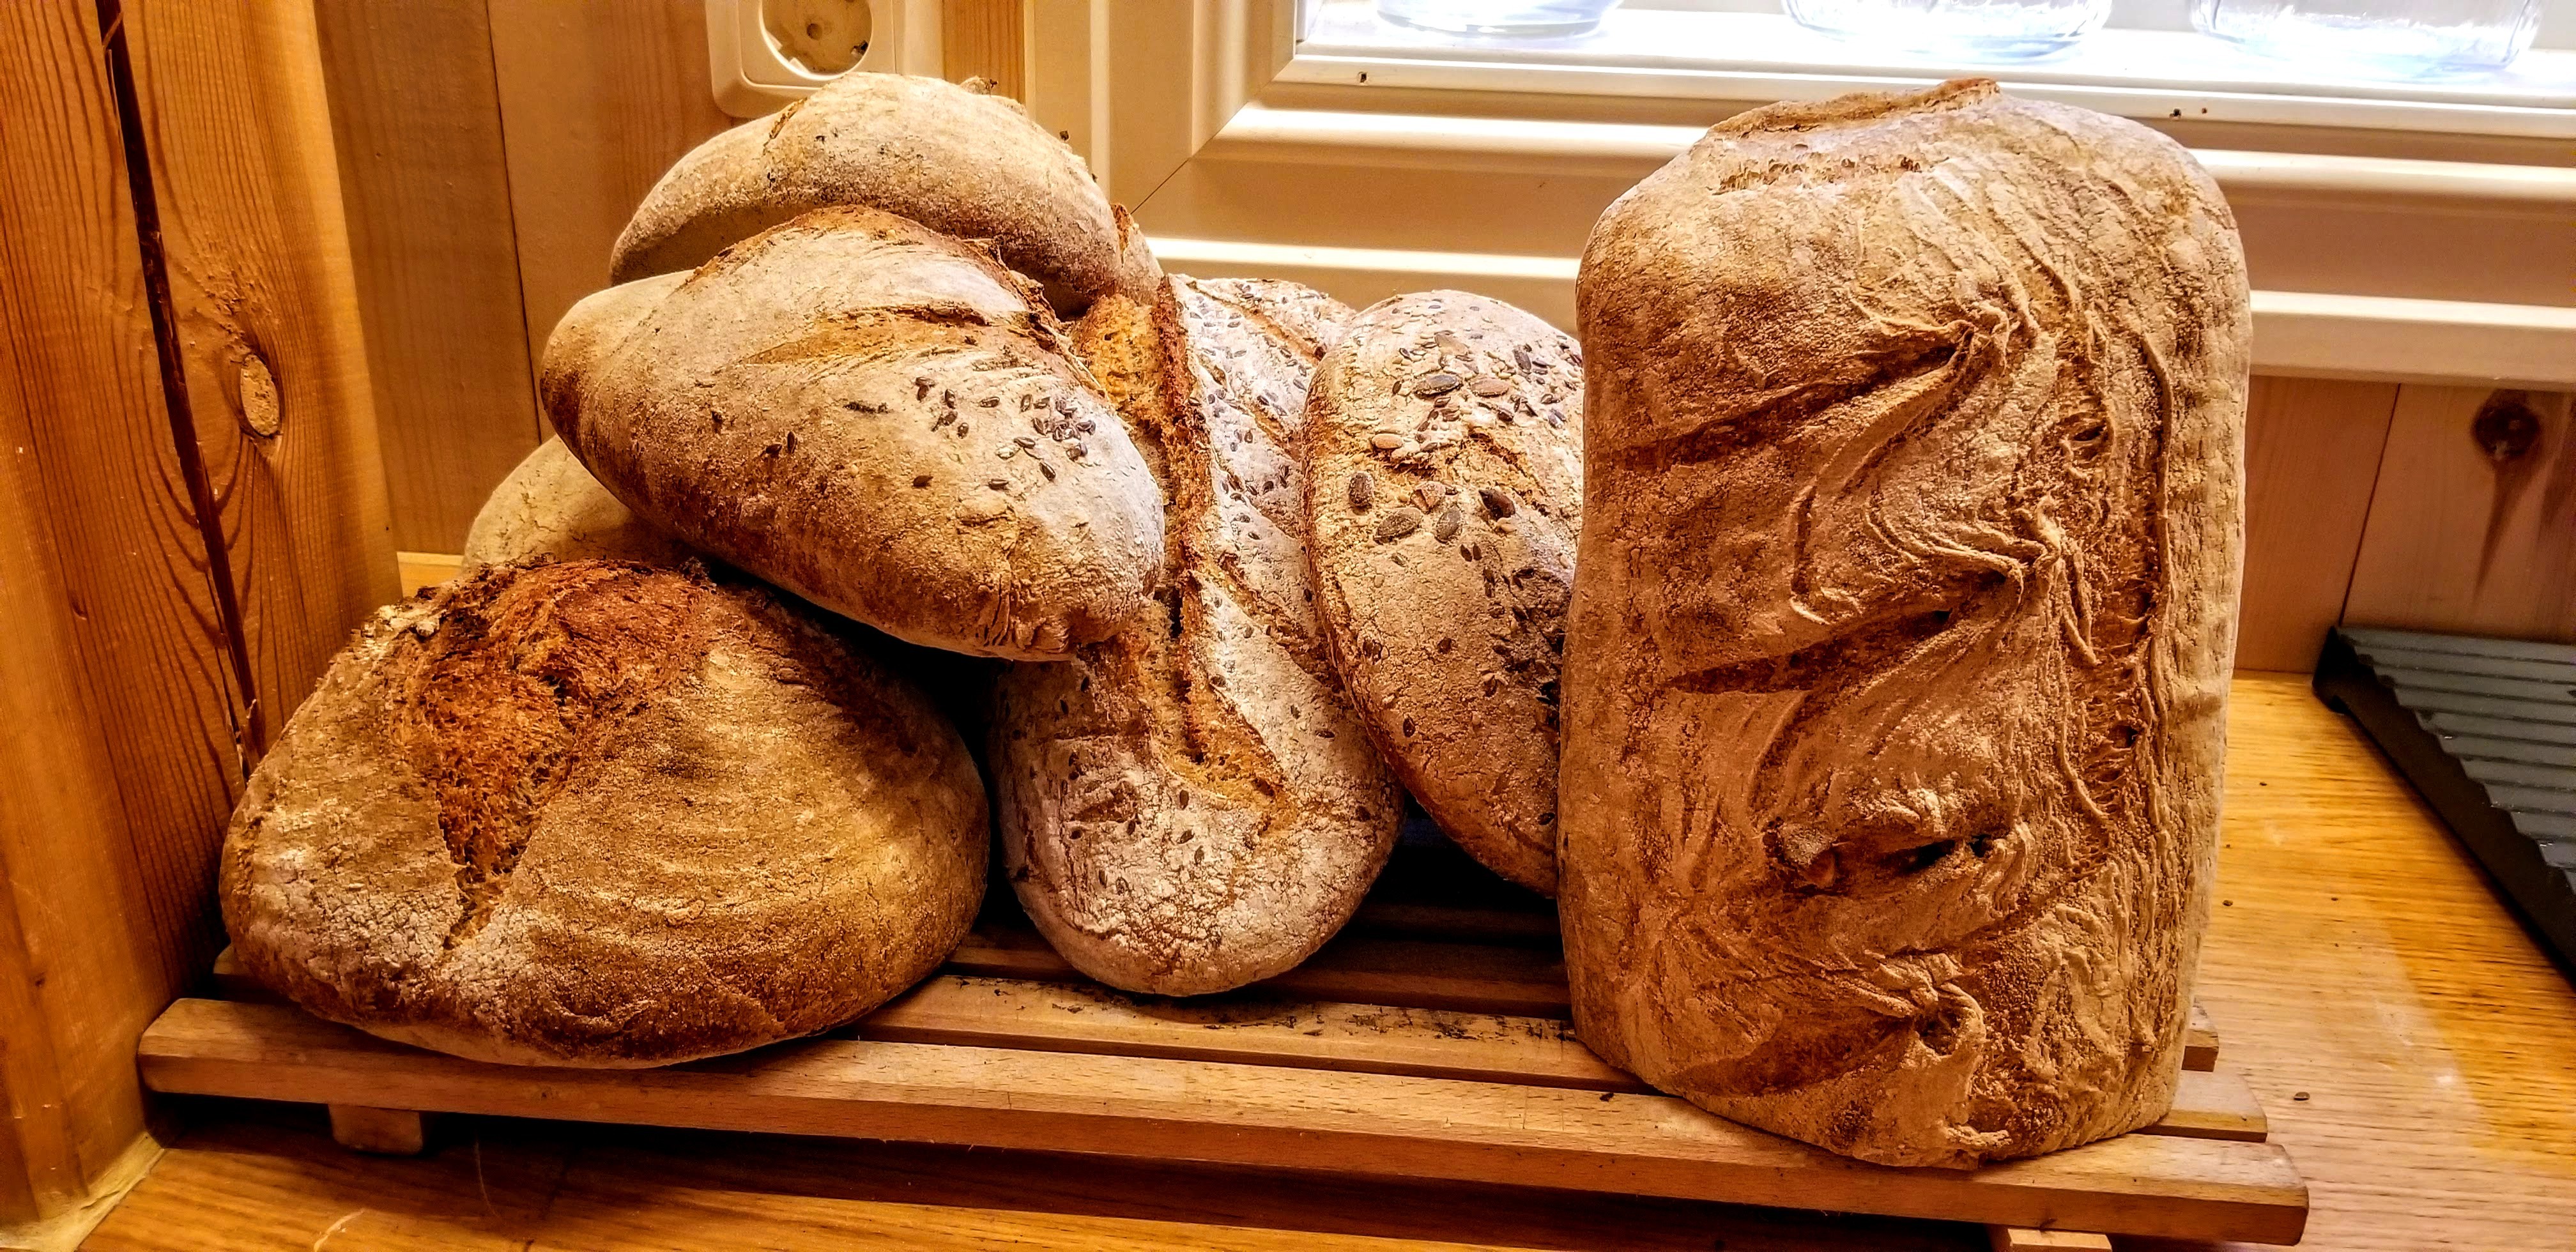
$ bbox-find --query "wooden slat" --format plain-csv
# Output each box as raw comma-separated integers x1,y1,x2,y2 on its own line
861,976,2267,1143
1986,1228,2110,1251
948,922,1571,1017
2186,1002,2220,1072
2234,376,2400,671
2345,386,2576,643
325,1106,429,1156
397,549,463,595
139,998,2310,1244
314,0,542,552
486,0,733,388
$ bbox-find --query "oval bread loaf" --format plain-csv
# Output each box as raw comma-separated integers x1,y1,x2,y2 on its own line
220,559,989,1067
611,73,1123,313
1303,291,1583,896
461,436,692,570
544,206,1167,660
990,277,1403,995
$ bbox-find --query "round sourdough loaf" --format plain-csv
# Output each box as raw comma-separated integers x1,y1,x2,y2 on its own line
543,206,1166,660
219,559,989,1067
461,437,693,570
1561,80,2248,1166
611,72,1122,312
989,277,1403,995
1302,292,1583,896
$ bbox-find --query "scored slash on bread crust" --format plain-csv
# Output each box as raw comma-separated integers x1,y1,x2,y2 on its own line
611,73,1124,314
1302,291,1584,896
542,205,1167,661
219,560,990,1067
989,277,1403,996
1560,79,2248,1167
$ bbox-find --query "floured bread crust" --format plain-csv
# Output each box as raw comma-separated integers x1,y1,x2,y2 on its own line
461,437,693,570
611,72,1123,314
1303,291,1583,896
990,277,1403,995
220,560,989,1067
544,206,1166,660
1561,80,2248,1166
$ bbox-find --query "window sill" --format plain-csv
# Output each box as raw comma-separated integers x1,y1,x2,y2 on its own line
1294,1,2576,141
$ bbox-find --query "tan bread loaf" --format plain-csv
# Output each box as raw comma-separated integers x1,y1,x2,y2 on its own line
611,72,1123,312
1560,80,2248,1167
1303,292,1583,896
220,560,989,1067
989,277,1403,995
461,437,693,570
544,206,1166,660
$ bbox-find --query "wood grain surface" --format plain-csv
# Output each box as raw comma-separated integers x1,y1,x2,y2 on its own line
2235,376,2400,671
0,0,392,1223
314,0,542,553
486,0,732,390
0,6,189,1220
2344,386,2576,644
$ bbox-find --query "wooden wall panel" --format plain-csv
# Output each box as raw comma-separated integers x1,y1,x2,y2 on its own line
486,0,733,385
944,0,1025,98
2345,386,2576,643
2234,377,2400,673
0,0,394,1223
316,0,542,553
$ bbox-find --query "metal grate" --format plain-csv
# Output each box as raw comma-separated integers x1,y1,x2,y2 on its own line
2317,626,2576,973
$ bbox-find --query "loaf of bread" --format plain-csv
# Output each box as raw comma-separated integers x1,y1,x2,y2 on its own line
220,559,989,1066
989,277,1403,995
543,206,1167,660
1560,80,2248,1166
461,437,692,570
612,73,1123,313
1302,292,1583,896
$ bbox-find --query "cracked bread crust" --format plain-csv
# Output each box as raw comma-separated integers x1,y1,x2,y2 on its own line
1302,291,1584,896
461,436,693,571
1561,80,2247,1166
218,559,988,1067
989,277,1403,995
545,205,1167,660
610,72,1123,314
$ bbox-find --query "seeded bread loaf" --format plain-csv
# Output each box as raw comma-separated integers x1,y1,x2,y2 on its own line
989,277,1403,995
544,206,1166,660
611,72,1123,313
1560,80,2248,1167
220,559,990,1067
1303,292,1583,896
461,437,692,570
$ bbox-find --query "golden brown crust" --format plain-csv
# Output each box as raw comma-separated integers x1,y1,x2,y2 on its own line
610,73,1124,313
545,206,1167,660
1561,80,2248,1166
1302,291,1583,896
989,278,1403,995
461,437,693,570
220,560,989,1067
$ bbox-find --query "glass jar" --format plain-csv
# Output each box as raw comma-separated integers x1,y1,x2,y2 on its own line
2193,0,2542,75
1376,1,1625,37
1784,0,2112,59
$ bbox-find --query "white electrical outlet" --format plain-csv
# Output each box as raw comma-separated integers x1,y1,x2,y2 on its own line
704,0,945,117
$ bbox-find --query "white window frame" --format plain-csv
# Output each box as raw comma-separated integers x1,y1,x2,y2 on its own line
717,0,2576,387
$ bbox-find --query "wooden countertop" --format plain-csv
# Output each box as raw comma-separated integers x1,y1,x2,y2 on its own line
77,675,2576,1251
